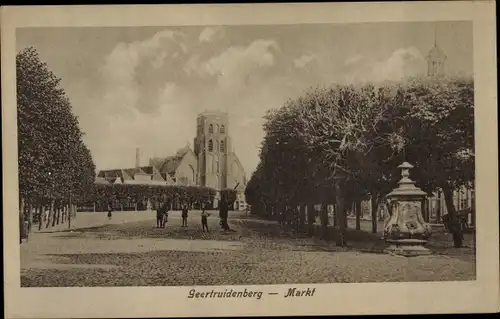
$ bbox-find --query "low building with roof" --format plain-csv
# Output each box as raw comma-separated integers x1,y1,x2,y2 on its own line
96,111,248,210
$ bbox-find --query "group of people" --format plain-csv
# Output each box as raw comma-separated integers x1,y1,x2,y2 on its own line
155,203,211,232
105,201,231,233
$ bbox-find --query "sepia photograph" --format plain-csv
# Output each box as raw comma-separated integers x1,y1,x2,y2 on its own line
2,2,498,318
16,20,476,287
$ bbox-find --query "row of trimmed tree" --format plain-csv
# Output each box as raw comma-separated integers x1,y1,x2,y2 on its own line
91,184,217,211
89,184,237,212
17,47,97,237
245,76,474,247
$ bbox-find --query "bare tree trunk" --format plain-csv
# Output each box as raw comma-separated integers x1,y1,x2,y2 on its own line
422,198,429,222
355,199,361,230
470,188,475,227
299,203,306,233
27,202,33,234
320,202,329,239
56,205,61,225
371,193,378,234
51,200,57,227
38,205,43,231
307,203,315,236
68,197,72,229
344,201,349,229
46,201,53,228
442,184,463,248
335,183,346,247
332,204,338,227
436,191,442,223
20,198,25,243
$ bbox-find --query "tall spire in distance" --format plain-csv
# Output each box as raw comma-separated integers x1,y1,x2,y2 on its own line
426,23,446,77
434,23,437,47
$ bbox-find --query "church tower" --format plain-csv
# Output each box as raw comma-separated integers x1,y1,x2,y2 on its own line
426,26,447,77
193,111,231,190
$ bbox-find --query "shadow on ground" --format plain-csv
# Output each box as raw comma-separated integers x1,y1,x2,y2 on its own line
50,217,475,261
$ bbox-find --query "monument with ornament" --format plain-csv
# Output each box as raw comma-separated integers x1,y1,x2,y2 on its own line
383,162,433,256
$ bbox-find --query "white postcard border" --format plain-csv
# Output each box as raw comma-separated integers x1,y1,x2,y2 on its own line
2,2,498,318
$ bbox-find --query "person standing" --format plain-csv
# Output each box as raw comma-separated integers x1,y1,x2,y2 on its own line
181,204,189,227
162,204,169,229
107,203,113,220
156,204,164,228
201,208,210,232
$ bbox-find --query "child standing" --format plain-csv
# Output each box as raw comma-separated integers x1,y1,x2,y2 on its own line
201,209,210,232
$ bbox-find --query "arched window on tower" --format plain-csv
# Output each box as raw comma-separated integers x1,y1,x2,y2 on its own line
216,124,219,133
208,140,213,152
220,140,225,152
220,124,225,134
209,124,214,133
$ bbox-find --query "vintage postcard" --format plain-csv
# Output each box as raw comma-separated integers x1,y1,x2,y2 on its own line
2,2,498,318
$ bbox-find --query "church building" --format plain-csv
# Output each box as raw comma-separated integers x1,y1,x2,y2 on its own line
97,111,248,210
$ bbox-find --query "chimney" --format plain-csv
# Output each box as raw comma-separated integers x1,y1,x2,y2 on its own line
135,147,140,168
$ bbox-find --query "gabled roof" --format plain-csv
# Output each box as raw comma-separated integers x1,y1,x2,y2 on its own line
140,166,154,174
98,169,122,178
95,176,110,185
98,167,145,183
150,147,194,174
123,167,147,178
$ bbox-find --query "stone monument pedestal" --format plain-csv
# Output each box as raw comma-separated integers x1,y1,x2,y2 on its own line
384,239,431,257
383,162,432,257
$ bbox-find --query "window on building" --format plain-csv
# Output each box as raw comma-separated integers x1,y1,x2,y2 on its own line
220,140,225,152
208,140,213,152
209,124,214,133
216,124,219,133
220,124,225,134
216,160,219,173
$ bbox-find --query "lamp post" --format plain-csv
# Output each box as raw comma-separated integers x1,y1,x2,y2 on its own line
383,162,432,257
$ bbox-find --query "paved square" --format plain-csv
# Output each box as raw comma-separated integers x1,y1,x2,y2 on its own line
21,210,475,287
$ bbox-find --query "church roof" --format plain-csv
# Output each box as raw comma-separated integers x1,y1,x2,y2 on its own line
230,151,245,174
150,147,192,174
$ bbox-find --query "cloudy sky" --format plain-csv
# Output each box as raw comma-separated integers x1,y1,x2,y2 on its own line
16,21,472,177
